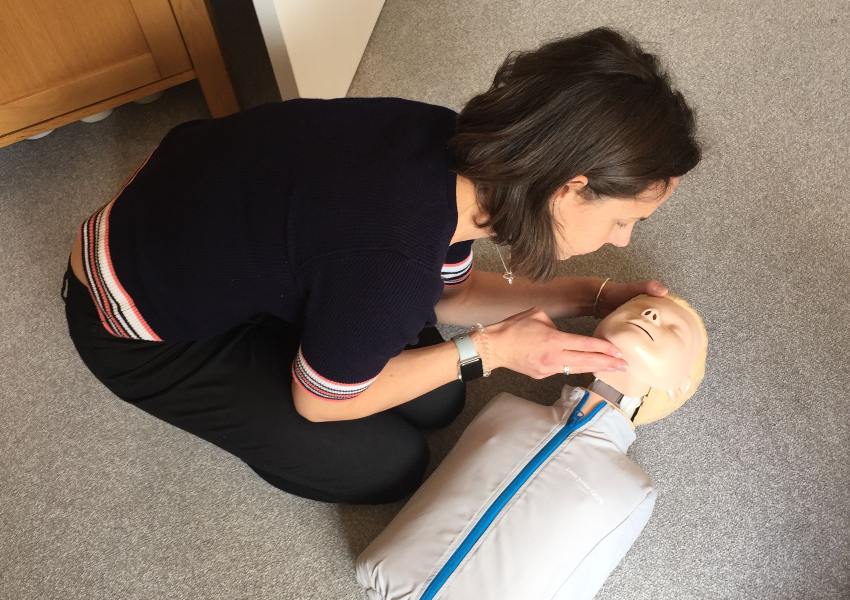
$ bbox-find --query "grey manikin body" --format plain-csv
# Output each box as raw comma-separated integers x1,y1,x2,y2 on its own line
356,384,656,600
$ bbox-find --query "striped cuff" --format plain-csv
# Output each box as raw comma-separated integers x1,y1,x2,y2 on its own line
441,250,473,285
292,346,378,401
80,199,161,341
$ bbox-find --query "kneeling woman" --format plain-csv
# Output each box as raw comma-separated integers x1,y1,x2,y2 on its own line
61,27,700,504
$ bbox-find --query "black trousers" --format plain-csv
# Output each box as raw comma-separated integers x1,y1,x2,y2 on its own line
61,263,465,504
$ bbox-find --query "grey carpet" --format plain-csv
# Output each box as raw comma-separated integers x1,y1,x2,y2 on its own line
1,1,848,599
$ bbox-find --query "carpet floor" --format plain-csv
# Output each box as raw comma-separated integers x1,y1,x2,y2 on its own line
1,1,848,598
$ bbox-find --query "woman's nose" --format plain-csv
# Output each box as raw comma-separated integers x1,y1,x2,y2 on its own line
640,308,661,326
609,228,633,248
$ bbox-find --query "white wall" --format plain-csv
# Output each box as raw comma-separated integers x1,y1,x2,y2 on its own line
252,0,385,99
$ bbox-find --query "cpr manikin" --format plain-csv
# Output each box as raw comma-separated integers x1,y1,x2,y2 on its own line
356,293,708,600
584,292,708,426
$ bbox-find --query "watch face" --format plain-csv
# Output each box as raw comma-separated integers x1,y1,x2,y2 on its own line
460,357,484,381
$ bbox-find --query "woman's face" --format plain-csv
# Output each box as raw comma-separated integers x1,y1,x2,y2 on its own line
551,177,680,259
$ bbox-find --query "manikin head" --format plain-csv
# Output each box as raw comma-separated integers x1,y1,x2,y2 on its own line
592,293,708,425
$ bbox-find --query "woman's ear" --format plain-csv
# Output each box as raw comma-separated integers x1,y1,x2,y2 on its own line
567,175,589,196
556,176,593,208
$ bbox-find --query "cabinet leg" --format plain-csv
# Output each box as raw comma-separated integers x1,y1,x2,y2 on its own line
133,91,165,105
80,109,114,123
170,0,240,117
26,129,55,140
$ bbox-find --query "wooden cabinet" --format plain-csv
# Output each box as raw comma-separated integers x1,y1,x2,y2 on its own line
0,0,239,148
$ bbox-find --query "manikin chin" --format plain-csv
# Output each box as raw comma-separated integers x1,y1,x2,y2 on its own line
590,293,708,426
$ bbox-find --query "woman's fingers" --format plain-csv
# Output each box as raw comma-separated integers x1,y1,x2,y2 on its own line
552,332,628,375
646,279,669,296
560,350,628,375
565,334,624,358
492,306,630,379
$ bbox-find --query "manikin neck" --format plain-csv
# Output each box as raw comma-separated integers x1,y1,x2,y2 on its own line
577,374,651,424
588,378,648,421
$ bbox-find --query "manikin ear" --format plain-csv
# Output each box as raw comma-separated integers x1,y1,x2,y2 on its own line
665,377,692,404
637,377,693,426
675,377,692,401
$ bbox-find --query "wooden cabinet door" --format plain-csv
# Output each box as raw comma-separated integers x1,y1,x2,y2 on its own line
0,0,192,136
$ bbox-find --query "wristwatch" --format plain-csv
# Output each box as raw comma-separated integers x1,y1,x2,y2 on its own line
451,331,484,382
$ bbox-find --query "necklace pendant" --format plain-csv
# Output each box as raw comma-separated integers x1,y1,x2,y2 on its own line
503,271,514,285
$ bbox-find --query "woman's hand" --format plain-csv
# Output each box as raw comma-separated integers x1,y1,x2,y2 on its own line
485,307,628,379
594,279,669,319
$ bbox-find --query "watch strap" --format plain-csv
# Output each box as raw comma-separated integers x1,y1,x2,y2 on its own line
452,333,484,382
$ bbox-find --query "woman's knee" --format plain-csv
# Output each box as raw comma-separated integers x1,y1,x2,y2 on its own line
391,378,466,430
392,326,467,429
421,380,466,429
251,417,431,505
405,325,444,349
343,434,430,504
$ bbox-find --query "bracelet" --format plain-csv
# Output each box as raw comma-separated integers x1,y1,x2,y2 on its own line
592,277,612,319
470,323,492,377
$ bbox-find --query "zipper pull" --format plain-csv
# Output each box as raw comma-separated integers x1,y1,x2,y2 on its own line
567,390,590,425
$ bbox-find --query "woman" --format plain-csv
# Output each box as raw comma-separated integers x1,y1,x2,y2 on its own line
62,27,700,504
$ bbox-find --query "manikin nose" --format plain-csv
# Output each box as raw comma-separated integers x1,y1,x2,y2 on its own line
640,308,661,326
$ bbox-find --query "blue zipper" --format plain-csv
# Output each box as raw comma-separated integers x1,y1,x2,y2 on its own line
419,390,600,600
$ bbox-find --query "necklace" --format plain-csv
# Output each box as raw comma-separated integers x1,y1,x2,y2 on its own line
495,243,514,284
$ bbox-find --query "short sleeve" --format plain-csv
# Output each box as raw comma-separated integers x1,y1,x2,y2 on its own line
292,253,439,401
441,240,473,285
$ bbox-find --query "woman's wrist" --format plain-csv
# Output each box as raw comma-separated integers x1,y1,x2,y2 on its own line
469,324,499,375
482,321,509,371
591,277,612,319
546,276,609,319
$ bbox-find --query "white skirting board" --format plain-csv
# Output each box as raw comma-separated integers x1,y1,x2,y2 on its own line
252,0,385,100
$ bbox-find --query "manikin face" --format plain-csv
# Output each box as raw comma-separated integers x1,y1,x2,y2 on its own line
592,294,702,401
551,177,680,260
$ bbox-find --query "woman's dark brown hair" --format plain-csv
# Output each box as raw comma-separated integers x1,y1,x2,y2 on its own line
447,27,702,282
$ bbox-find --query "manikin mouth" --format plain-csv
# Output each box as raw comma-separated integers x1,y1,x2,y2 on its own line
629,322,654,341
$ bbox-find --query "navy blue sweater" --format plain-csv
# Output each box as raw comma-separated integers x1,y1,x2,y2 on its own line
78,97,473,400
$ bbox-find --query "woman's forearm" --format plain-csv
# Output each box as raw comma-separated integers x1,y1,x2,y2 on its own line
436,270,605,327
296,339,476,422
300,271,606,422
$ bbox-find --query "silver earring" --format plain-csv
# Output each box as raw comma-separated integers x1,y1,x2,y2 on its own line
495,243,514,284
